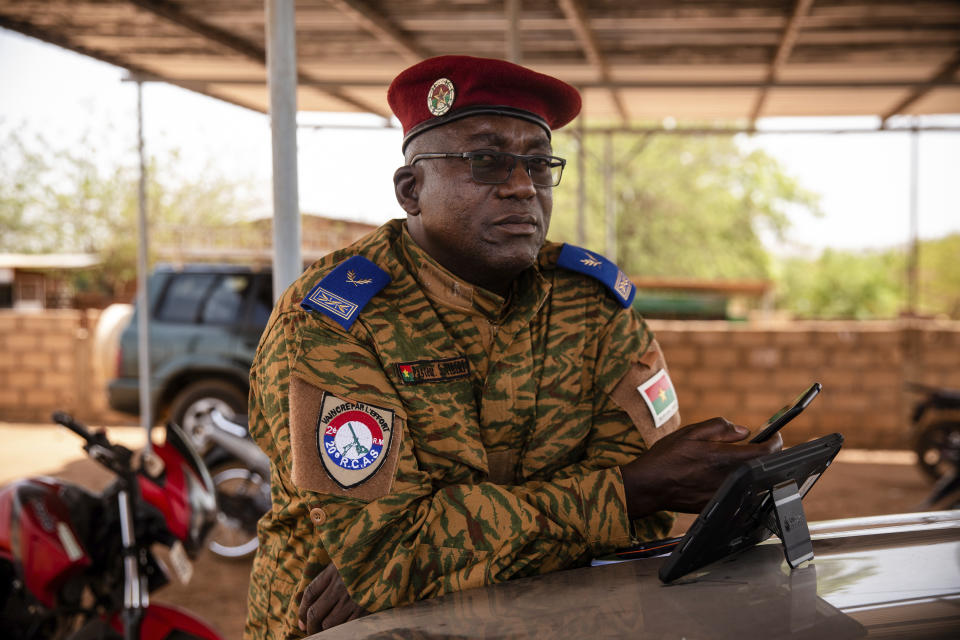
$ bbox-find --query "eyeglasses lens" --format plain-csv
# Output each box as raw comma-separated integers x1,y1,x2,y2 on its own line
469,153,561,187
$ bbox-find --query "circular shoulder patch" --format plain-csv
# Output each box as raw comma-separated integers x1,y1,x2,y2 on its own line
316,393,395,489
427,78,455,116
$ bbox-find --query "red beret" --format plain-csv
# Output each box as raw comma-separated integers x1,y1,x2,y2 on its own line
388,55,582,150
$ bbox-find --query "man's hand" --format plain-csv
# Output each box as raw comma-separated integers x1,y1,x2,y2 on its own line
298,563,368,634
620,417,782,517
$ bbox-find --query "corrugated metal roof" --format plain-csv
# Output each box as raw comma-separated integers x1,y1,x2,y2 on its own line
2,0,958,125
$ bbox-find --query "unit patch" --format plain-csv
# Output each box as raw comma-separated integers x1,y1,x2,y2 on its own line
316,393,396,489
395,356,470,384
637,369,679,428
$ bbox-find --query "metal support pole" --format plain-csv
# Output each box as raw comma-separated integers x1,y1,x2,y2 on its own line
135,81,152,449
603,132,616,263
506,0,521,63
266,0,302,300
576,117,586,245
906,125,920,316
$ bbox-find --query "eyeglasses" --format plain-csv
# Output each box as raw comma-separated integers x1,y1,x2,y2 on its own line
410,151,566,187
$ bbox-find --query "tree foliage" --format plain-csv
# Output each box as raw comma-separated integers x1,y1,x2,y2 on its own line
775,234,960,320
549,131,821,280
0,121,263,294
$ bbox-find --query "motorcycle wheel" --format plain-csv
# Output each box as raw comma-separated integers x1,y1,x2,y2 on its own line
169,380,246,454
207,462,269,559
914,420,960,480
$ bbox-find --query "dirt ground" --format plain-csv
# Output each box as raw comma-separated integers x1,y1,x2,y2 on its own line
0,423,940,639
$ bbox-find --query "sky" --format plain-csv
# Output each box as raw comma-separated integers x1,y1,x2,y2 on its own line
2,28,958,255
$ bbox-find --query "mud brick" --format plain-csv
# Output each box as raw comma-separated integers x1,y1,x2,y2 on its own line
861,370,902,389
697,391,743,413
746,347,780,368
0,389,21,406
744,391,785,410
0,313,18,334
820,370,866,391
5,334,40,353
662,345,698,367
700,349,738,367
771,330,818,346
41,334,77,352
728,370,774,390
19,352,53,370
728,331,773,347
689,329,729,346
784,347,824,368
772,370,818,391
686,369,730,389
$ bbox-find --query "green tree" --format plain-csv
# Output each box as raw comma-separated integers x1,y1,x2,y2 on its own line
776,249,906,319
549,131,821,280
919,233,960,318
0,121,263,295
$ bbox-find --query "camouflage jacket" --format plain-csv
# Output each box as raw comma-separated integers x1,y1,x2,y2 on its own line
244,220,680,639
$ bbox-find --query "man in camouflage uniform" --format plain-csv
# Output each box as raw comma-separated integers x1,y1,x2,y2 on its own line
245,56,781,638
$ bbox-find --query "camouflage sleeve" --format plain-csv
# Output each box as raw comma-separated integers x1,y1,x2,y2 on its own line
588,306,678,540
277,316,634,615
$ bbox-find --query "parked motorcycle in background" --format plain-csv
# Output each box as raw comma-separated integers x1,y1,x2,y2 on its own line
0,413,223,640
201,410,270,559
908,383,960,509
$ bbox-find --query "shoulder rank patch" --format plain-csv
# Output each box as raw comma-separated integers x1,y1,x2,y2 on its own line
301,255,390,330
557,244,636,308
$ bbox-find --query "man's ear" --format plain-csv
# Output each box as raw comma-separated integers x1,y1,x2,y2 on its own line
393,165,420,216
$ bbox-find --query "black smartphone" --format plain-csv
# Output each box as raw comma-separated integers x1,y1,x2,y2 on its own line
749,382,822,443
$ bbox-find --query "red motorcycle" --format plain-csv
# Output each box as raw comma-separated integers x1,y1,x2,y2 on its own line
0,412,223,640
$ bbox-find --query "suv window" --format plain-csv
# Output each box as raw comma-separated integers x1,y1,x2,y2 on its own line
203,275,255,324
154,273,260,325
155,273,217,323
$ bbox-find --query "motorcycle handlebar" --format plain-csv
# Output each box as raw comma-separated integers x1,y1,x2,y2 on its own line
52,411,95,444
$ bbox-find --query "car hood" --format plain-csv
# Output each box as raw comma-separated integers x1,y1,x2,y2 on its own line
315,510,960,639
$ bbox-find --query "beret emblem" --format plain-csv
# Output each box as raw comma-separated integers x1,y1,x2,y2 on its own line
427,77,455,116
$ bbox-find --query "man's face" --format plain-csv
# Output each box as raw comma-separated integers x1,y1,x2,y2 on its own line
400,115,554,293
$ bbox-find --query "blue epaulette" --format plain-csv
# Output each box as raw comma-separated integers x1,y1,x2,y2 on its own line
556,244,636,308
300,256,391,330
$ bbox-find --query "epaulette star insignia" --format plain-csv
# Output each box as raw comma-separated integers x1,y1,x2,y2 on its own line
557,244,636,308
301,256,391,330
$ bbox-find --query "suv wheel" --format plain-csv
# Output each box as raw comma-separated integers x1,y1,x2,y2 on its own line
169,380,247,453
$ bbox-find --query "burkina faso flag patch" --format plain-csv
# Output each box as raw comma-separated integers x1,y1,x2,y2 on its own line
637,369,679,428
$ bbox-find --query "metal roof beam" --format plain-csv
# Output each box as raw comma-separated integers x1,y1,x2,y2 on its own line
162,77,960,90
749,0,815,127
126,0,390,119
324,0,428,64
557,0,628,122
881,48,960,125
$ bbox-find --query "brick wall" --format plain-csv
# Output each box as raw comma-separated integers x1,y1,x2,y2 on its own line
1,310,959,448
0,309,126,424
652,320,960,449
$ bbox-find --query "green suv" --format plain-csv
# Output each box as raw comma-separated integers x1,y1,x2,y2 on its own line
108,264,273,446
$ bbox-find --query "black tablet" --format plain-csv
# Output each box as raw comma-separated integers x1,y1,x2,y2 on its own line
658,432,843,583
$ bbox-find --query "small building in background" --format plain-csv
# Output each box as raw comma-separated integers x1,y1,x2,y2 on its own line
0,253,100,310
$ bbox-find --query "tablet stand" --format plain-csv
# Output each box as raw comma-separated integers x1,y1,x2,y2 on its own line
767,479,814,568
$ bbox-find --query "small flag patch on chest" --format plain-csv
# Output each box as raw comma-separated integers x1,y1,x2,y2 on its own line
637,369,679,428
394,356,470,384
